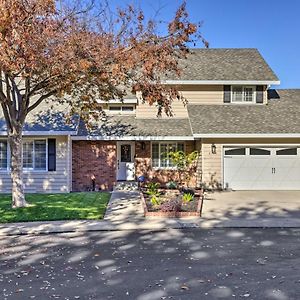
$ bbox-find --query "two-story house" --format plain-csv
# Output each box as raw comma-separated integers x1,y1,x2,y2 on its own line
1,48,300,193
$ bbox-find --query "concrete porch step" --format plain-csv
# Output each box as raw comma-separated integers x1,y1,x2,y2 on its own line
114,181,139,192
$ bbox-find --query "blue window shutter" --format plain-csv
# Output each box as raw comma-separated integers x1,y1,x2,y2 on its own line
223,85,231,103
48,139,56,171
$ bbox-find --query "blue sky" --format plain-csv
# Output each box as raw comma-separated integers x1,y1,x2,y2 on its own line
111,0,300,88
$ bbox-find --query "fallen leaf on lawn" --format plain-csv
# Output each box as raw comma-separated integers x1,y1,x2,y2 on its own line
181,285,189,290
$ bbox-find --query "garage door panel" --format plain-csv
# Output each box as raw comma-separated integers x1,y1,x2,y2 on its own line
224,147,300,190
223,158,247,189
273,158,300,189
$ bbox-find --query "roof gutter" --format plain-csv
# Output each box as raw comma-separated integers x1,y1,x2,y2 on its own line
193,133,300,138
163,80,281,85
72,135,194,141
0,131,77,136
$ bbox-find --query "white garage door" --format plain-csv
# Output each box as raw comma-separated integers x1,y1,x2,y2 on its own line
224,147,300,190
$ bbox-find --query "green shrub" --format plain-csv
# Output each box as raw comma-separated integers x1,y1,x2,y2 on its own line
150,195,161,206
182,193,194,203
166,181,177,189
146,182,160,195
146,182,161,206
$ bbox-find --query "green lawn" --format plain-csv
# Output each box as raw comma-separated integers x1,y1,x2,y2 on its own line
0,192,111,223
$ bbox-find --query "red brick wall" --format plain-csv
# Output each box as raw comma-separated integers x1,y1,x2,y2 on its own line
135,141,198,187
72,141,117,191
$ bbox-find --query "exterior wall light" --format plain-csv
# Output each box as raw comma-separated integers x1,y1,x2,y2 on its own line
211,143,217,154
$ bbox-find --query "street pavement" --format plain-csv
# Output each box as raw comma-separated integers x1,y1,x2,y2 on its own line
0,228,300,300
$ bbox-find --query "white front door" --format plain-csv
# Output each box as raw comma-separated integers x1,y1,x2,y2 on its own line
117,142,135,181
224,146,300,190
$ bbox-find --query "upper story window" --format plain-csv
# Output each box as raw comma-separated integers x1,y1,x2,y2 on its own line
108,105,135,114
231,86,255,103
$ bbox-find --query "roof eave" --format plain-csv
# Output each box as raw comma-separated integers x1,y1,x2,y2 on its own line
163,80,280,85
72,135,194,141
193,133,300,138
0,131,77,136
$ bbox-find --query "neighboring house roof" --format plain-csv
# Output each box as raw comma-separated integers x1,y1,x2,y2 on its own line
187,89,300,136
165,48,279,83
0,99,78,135
75,116,193,140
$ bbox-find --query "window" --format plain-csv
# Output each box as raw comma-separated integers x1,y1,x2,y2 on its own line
232,86,255,103
108,105,135,113
120,144,132,162
276,148,298,156
109,106,121,111
152,142,184,168
23,141,34,169
225,148,246,155
34,140,47,170
23,140,47,170
250,148,270,155
0,141,8,170
122,106,134,112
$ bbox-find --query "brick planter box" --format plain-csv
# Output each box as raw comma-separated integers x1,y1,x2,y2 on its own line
141,190,203,218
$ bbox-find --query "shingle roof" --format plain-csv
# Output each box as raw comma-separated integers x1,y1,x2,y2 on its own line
167,48,279,82
187,89,300,135
77,116,192,138
0,99,78,134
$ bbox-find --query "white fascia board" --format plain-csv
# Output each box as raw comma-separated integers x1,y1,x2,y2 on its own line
72,136,194,141
163,80,281,86
0,131,76,136
193,133,300,138
97,98,137,104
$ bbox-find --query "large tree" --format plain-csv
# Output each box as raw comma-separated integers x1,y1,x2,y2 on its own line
0,0,205,208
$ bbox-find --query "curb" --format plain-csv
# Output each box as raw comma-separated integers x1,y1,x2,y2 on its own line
1,218,300,236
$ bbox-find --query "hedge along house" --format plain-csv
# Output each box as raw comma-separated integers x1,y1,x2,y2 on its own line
1,48,300,193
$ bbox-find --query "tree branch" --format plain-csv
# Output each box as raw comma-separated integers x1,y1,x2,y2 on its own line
27,90,57,113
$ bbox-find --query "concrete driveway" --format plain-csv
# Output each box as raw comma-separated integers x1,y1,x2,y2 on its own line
201,191,300,227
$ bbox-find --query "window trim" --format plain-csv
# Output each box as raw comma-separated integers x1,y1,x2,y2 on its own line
151,141,185,169
231,85,256,103
0,138,49,173
22,139,48,172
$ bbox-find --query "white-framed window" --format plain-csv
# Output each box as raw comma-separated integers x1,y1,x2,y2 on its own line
23,139,47,171
151,142,184,168
0,141,8,170
108,105,135,113
0,139,48,171
231,86,255,103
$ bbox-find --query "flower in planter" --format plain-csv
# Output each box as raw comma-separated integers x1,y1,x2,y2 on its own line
160,199,182,212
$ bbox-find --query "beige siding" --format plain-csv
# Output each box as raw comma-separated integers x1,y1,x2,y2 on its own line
136,99,188,118
0,135,70,193
201,140,223,189
200,138,300,190
136,85,270,118
180,85,224,105
136,85,224,118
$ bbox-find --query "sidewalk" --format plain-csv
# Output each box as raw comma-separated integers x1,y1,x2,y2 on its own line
1,189,300,235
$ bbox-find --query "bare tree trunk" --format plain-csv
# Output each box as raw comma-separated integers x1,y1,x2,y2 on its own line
8,128,27,208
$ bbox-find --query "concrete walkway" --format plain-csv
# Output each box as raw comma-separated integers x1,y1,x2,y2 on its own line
1,189,300,235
